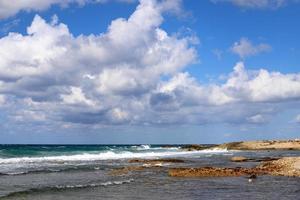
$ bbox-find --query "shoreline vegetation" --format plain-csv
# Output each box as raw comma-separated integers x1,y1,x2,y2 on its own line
111,139,300,178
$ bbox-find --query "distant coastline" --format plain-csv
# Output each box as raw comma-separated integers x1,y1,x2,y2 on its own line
181,139,300,151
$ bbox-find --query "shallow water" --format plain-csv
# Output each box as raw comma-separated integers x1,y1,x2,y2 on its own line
0,145,299,200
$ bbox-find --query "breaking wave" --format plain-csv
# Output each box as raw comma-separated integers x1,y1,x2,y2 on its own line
1,179,134,199
0,148,228,165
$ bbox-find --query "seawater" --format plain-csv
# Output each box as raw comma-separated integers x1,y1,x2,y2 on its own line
0,145,299,200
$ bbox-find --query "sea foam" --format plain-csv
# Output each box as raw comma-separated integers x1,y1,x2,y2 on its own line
0,148,228,164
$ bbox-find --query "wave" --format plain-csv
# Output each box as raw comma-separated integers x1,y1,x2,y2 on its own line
136,144,151,150
133,145,178,151
0,148,228,165
1,179,134,199
0,166,97,176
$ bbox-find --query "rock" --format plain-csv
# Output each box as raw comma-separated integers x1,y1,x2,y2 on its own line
169,157,300,178
248,174,257,179
230,156,280,162
257,157,300,177
215,140,300,151
110,165,162,176
128,158,184,164
181,144,211,151
168,167,265,177
230,156,249,162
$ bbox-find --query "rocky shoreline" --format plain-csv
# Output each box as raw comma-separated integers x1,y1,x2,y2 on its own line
110,156,300,178
110,140,300,179
213,139,300,150
181,139,300,151
168,157,300,178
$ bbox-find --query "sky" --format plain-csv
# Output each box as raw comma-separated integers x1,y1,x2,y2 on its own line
0,0,300,144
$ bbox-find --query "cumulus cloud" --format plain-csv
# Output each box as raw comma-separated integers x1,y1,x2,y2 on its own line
0,0,197,125
0,0,300,129
231,38,271,59
295,115,300,123
246,114,267,124
224,62,300,103
0,94,5,105
211,0,292,9
0,0,136,19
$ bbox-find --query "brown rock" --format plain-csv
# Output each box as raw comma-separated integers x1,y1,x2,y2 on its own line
230,156,249,162
215,140,300,151
181,144,210,151
110,165,163,176
257,157,300,177
230,156,280,162
110,166,148,176
128,158,184,164
168,167,264,177
169,157,300,178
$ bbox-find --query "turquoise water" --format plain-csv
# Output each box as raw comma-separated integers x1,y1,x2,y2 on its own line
0,144,195,175
0,145,299,199
0,145,165,157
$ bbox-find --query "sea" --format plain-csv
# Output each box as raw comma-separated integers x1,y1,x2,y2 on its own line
0,144,299,200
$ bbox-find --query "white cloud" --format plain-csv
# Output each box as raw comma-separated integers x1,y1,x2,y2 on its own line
0,94,5,105
61,87,96,106
224,62,300,102
295,115,300,123
211,0,291,9
0,0,136,19
1,0,300,128
12,110,47,122
231,38,271,59
0,0,198,125
246,114,267,124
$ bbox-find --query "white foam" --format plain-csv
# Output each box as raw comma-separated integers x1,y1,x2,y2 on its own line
138,145,151,150
55,179,134,189
0,148,228,165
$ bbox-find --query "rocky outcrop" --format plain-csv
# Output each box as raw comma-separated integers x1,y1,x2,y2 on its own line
169,167,264,177
257,157,300,177
215,140,300,150
110,165,162,176
128,158,184,164
169,157,300,177
230,156,279,162
181,144,211,151
111,159,184,176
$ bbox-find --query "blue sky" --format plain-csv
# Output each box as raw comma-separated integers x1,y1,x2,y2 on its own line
0,0,300,144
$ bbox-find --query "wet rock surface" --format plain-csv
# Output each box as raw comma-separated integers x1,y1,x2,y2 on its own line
110,165,162,176
230,156,280,162
128,158,185,164
168,167,265,177
169,157,300,178
181,145,211,151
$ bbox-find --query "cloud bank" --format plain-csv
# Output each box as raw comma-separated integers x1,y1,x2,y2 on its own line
0,0,300,130
0,0,136,19
211,0,298,9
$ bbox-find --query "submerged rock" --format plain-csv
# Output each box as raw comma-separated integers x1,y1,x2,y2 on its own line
181,144,211,151
128,158,184,164
110,166,161,176
168,167,264,177
230,156,280,162
230,156,249,162
169,157,300,178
